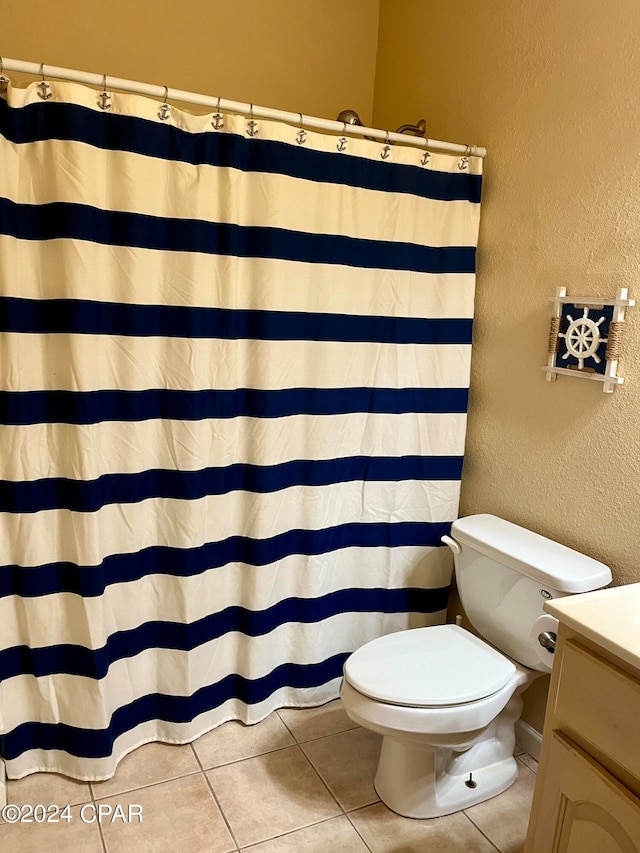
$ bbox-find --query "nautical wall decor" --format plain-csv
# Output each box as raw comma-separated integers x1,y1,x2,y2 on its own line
543,287,635,393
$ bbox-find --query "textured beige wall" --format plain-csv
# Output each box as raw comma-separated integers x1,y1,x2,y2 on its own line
374,0,640,589
2,0,379,122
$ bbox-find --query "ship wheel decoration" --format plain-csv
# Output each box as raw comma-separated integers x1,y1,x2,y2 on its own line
542,287,635,393
559,308,607,370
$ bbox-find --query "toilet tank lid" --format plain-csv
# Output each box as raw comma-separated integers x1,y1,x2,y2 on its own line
451,514,611,593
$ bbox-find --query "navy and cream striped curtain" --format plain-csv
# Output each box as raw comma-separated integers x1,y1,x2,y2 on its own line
0,79,481,780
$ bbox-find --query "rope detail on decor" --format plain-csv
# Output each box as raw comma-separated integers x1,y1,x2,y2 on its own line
605,320,625,361
548,316,561,353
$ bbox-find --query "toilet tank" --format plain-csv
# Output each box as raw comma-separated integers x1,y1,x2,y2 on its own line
449,514,611,670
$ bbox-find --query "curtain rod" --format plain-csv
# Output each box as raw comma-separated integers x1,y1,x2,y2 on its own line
0,57,486,158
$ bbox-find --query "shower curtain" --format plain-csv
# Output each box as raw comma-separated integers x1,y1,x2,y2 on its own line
0,79,482,780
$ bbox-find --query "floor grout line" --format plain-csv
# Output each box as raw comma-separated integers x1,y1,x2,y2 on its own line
271,710,367,846
90,780,109,853
192,746,241,851
91,767,202,801
293,740,348,816
343,807,376,853
296,737,382,822
461,811,502,852
196,742,295,772
239,812,365,851
276,703,360,744
516,754,538,775
286,723,361,745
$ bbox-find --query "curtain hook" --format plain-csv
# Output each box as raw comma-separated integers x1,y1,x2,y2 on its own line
296,112,307,145
420,136,431,167
458,144,470,170
158,86,171,121
98,74,111,110
37,62,52,100
381,129,391,160
212,96,224,130
247,103,258,136
337,121,348,152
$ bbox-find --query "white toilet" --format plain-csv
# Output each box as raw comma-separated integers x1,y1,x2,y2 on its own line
340,514,611,819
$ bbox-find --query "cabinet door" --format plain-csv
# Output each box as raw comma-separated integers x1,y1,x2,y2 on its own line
530,731,640,852
554,640,640,788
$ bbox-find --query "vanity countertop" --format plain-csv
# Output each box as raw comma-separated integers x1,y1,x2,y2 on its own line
545,582,640,673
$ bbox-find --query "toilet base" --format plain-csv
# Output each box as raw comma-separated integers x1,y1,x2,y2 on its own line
374,734,519,819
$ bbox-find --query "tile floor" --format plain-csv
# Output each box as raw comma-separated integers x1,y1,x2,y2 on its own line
0,700,538,852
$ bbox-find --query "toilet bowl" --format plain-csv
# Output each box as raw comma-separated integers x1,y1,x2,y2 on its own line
340,514,612,819
341,623,535,818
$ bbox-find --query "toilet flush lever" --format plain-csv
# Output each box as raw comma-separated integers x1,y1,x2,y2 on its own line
441,535,461,555
538,631,557,653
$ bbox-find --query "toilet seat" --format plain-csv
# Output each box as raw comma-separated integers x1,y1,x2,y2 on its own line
344,624,516,708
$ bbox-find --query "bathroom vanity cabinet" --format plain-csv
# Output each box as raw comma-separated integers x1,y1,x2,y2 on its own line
525,585,640,852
